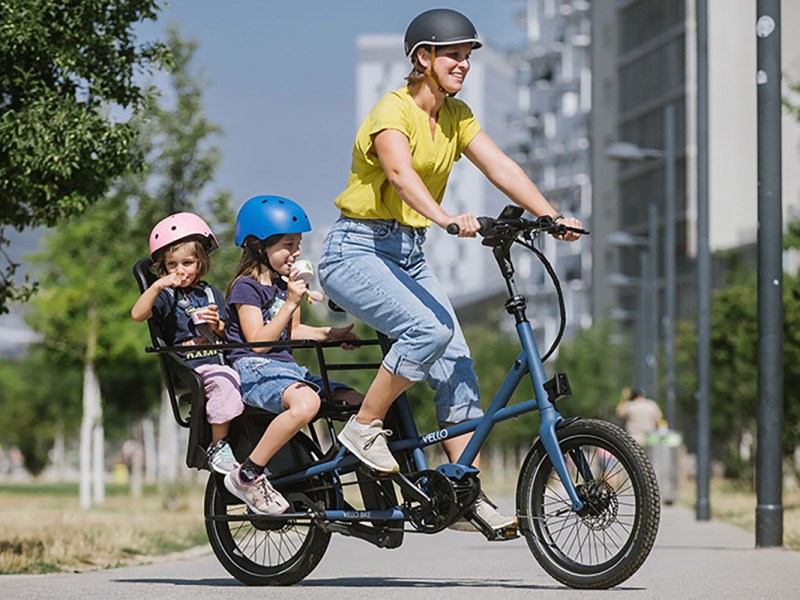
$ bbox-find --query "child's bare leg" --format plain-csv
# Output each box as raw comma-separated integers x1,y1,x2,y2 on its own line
210,422,230,445
248,383,321,466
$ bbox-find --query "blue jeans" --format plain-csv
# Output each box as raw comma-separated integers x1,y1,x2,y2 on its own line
233,356,350,414
318,217,482,425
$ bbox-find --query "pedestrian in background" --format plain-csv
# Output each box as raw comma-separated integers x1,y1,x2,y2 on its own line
616,387,663,446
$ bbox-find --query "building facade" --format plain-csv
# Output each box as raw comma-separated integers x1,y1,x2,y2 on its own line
515,0,594,344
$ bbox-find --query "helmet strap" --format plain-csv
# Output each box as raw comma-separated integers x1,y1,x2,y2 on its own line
245,240,283,281
425,46,456,96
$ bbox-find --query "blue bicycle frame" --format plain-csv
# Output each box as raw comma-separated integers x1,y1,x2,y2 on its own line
270,247,586,518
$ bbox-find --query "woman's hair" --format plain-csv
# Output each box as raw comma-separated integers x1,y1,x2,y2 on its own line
152,239,210,278
225,234,285,298
405,46,429,85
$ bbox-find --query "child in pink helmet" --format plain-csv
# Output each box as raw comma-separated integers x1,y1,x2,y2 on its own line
132,212,244,474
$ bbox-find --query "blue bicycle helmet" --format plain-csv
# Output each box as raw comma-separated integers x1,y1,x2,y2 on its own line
234,195,311,247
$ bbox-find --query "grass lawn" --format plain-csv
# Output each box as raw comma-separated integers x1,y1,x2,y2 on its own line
0,481,207,574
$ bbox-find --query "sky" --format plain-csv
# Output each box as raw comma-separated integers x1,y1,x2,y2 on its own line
136,0,528,227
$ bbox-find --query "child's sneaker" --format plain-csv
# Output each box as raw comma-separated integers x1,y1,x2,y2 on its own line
207,439,239,474
224,468,290,515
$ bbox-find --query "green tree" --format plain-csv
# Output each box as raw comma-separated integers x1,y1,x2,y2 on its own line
118,28,234,484
128,28,236,280
0,0,169,313
675,259,800,481
17,28,229,500
27,195,142,505
552,320,633,422
0,348,83,475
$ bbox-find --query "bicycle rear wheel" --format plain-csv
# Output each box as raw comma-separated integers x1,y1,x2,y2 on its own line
517,419,660,589
204,434,333,586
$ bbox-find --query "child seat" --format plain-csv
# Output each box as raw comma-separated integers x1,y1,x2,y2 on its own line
132,258,212,469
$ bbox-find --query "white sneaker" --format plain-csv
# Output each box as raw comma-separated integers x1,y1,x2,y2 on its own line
207,439,239,474
338,415,399,473
224,469,290,515
449,491,517,532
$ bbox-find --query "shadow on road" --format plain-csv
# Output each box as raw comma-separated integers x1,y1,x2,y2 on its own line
116,576,644,591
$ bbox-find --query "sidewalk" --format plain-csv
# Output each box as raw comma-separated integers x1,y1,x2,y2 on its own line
625,504,800,598
0,500,798,599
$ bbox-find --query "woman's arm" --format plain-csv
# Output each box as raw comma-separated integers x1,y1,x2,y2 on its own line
464,131,582,240
373,129,480,236
464,131,555,217
292,322,359,343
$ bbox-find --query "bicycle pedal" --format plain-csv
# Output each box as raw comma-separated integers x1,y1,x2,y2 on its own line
488,525,520,542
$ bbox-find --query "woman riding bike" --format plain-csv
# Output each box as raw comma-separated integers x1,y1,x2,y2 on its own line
318,8,583,533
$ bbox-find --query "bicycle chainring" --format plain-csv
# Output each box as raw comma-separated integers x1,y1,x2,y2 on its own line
406,470,458,533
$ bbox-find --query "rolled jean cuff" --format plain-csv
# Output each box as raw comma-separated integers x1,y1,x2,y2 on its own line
382,347,430,382
437,401,484,427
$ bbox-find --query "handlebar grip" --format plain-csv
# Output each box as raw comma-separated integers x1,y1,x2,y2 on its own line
446,217,495,237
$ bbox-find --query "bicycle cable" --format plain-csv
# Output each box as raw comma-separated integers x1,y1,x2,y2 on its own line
514,235,566,362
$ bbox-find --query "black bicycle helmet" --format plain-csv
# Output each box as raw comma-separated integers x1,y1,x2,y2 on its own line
404,8,482,58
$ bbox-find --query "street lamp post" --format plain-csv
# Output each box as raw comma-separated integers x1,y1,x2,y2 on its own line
606,231,658,398
606,104,677,427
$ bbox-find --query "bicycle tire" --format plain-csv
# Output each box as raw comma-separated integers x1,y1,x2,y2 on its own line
204,434,333,586
516,419,660,589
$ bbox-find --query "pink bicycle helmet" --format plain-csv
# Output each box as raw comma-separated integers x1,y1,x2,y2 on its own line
148,212,219,259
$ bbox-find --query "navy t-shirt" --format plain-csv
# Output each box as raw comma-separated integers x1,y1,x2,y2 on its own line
151,283,227,367
225,277,294,363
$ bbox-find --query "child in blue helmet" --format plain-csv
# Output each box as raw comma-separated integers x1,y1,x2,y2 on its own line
223,195,362,515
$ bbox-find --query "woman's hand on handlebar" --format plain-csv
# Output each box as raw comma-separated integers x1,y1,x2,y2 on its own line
553,215,584,242
443,213,480,238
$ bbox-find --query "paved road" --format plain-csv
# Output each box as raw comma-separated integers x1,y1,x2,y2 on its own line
3,502,800,599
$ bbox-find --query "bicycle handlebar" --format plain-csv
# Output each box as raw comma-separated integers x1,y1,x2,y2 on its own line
446,215,589,237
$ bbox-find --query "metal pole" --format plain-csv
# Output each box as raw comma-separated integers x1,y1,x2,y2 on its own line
638,253,649,396
663,104,677,429
755,0,783,548
695,0,711,522
647,201,660,404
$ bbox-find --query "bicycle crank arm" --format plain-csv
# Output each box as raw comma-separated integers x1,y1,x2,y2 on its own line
389,471,432,507
317,521,403,549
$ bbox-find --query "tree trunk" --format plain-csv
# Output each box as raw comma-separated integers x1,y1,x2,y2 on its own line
130,420,145,499
79,358,101,510
51,421,66,481
142,417,157,485
79,306,104,510
158,388,179,483
92,398,105,506
79,362,94,510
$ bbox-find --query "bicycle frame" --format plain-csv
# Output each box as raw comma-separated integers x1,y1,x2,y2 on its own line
268,232,586,517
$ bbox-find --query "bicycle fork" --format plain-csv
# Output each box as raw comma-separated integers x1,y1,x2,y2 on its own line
517,323,585,512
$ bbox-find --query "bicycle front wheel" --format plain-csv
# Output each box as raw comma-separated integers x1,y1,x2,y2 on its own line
517,419,660,589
